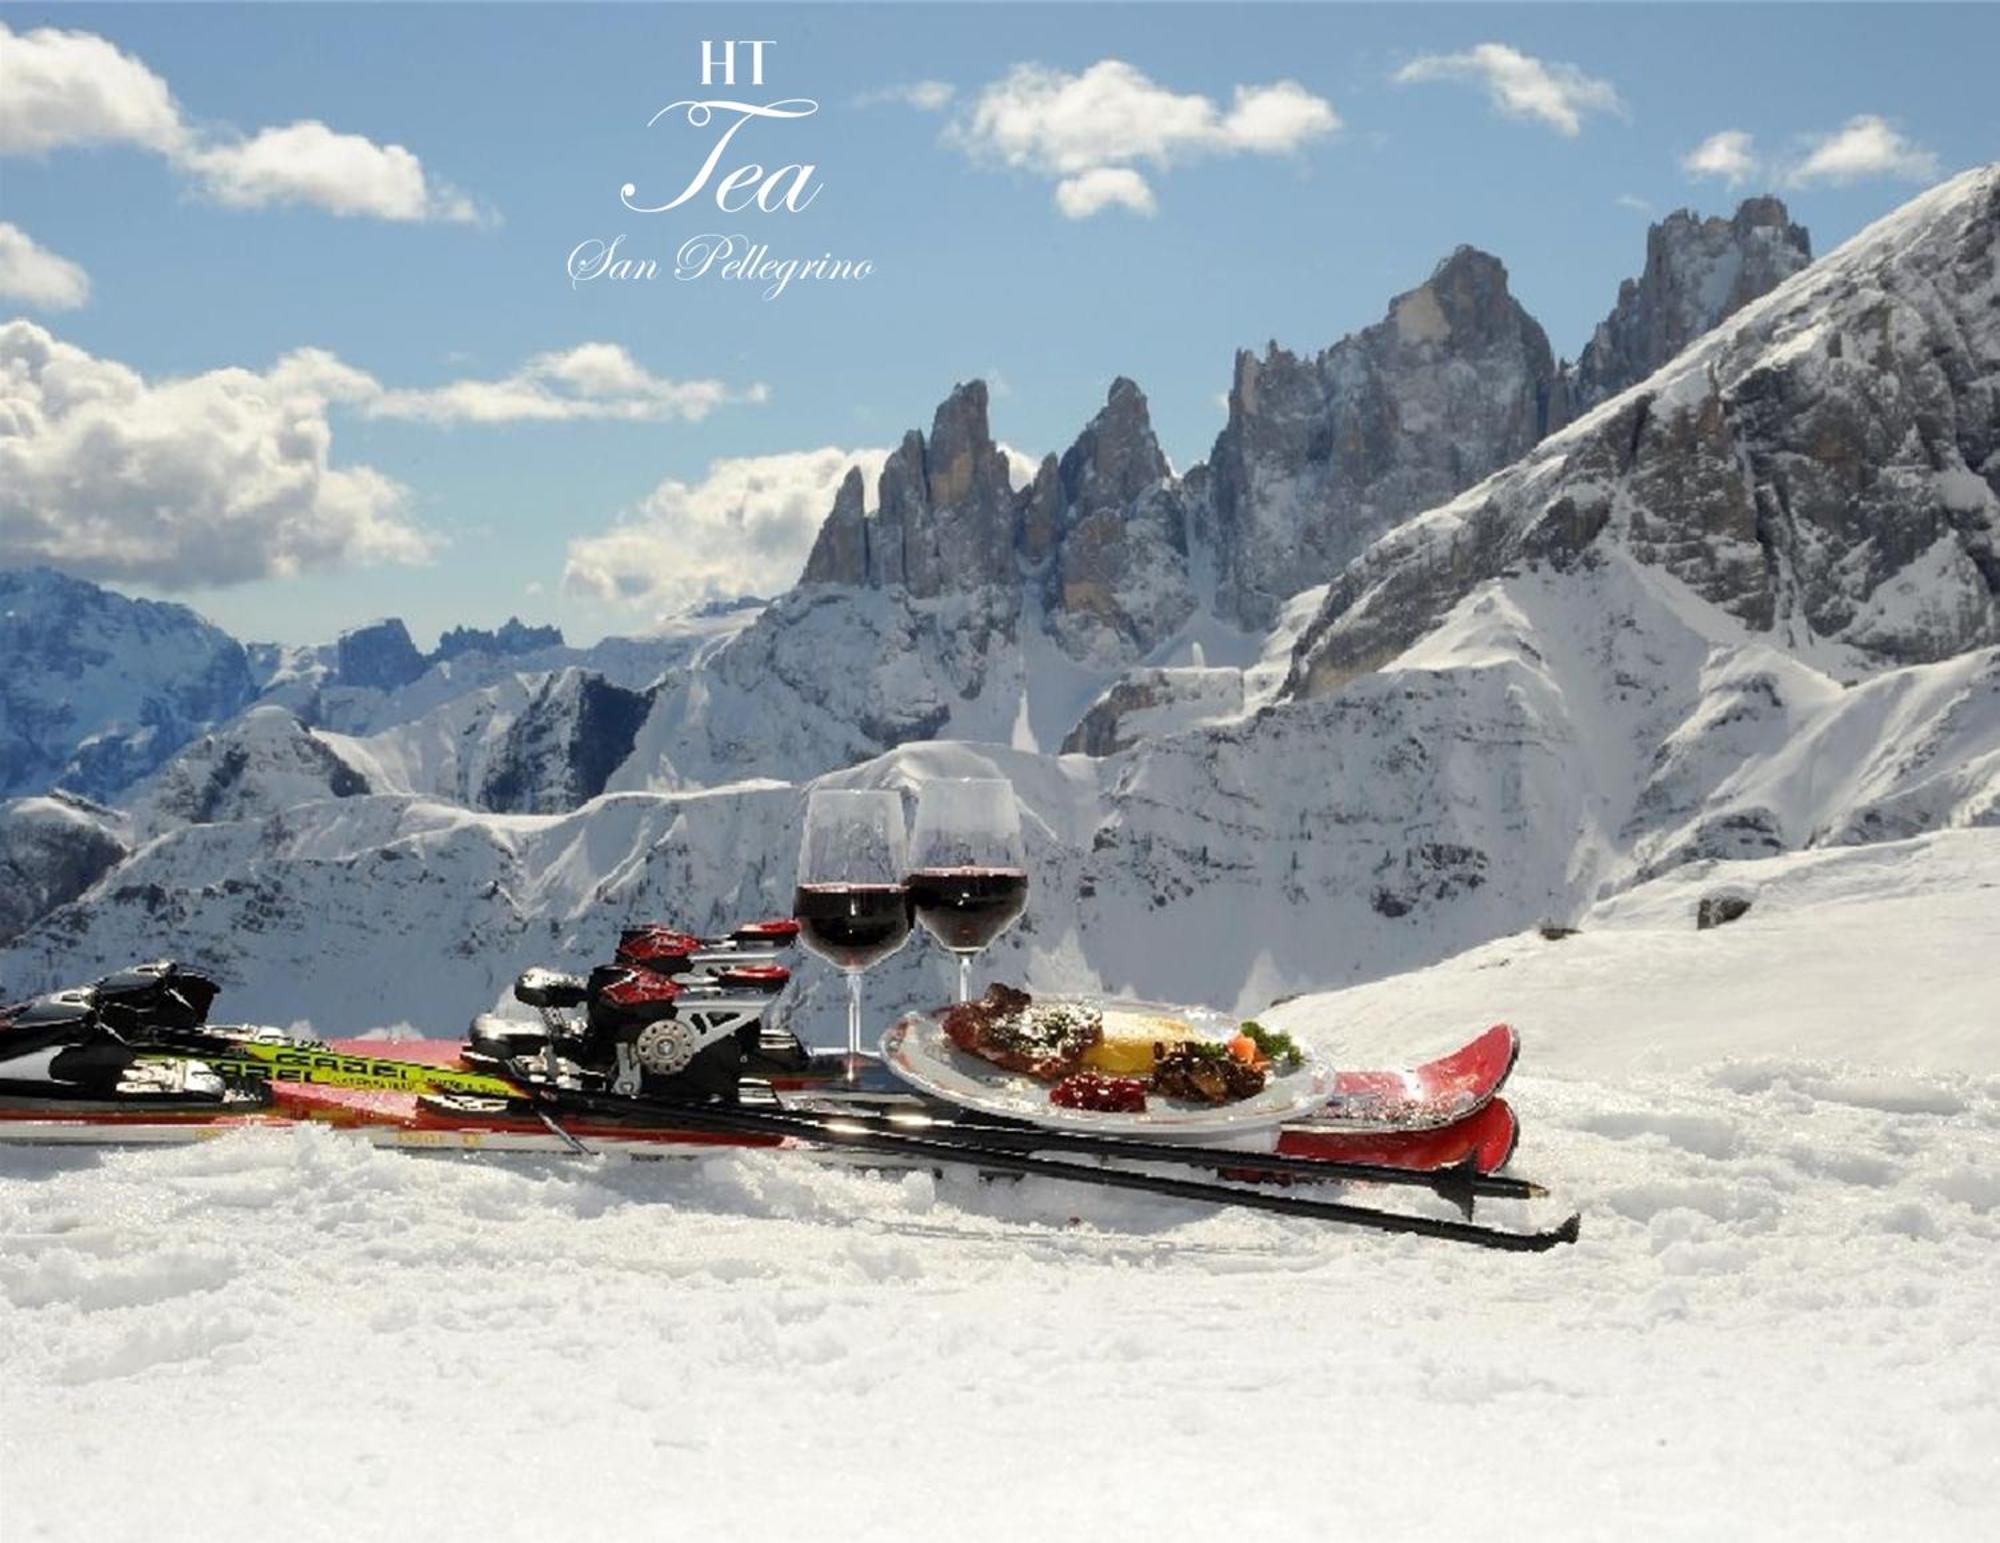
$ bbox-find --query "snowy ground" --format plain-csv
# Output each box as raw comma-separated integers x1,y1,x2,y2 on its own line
3,833,1997,1541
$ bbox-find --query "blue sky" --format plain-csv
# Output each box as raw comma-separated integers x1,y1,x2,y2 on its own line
2,3,1995,647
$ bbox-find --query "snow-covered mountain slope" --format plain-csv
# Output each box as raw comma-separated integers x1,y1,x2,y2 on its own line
0,792,127,945
5,571,1995,1041
1291,163,2000,693
127,706,372,840
5,176,1995,1037
4,827,1996,1543
1266,826,2000,1078
270,609,745,740
324,668,656,814
0,568,256,800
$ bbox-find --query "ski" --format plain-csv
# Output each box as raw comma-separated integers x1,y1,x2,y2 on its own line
0,955,1574,1250
503,1088,1578,1252
0,1057,1518,1178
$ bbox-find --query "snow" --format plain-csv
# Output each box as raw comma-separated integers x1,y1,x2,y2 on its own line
4,831,1999,1541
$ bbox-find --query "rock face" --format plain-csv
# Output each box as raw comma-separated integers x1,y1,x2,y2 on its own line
1572,197,1813,409
1290,165,2000,695
130,705,371,837
1061,668,1245,757
800,378,1191,664
801,382,1019,598
0,793,127,945
433,618,564,665
478,671,654,814
335,619,427,692
1036,379,1194,663
0,568,257,800
1197,247,1565,630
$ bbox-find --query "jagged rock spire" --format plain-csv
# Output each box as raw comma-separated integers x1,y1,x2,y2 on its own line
1200,245,1561,629
1570,196,1812,408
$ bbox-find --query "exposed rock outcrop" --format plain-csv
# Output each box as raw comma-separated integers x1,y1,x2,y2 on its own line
1288,166,2000,695
130,705,371,836
335,619,427,692
479,671,654,814
1197,247,1565,629
434,617,564,664
1061,668,1245,756
0,793,127,945
801,382,1020,599
1571,197,1812,409
0,568,257,800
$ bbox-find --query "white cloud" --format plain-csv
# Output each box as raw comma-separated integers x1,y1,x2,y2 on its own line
951,59,1338,218
1614,193,1655,215
0,22,485,224
0,319,432,588
363,344,763,425
1788,115,1939,187
1392,44,1622,137
562,437,1043,613
1055,166,1157,219
855,81,955,112
0,224,91,309
0,23,184,155
1682,129,1759,187
181,120,484,223
563,447,895,612
0,326,767,589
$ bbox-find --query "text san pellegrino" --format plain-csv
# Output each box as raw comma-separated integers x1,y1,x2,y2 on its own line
567,40,874,301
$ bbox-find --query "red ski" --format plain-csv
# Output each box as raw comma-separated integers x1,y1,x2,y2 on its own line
1312,1023,1519,1133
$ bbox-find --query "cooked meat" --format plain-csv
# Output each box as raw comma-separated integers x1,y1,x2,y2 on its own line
941,984,1102,1079
1151,1041,1267,1105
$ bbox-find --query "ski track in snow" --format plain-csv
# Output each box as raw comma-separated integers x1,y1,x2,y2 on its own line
2,1055,1997,1542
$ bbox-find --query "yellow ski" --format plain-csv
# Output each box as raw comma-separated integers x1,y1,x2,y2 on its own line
136,1041,522,1099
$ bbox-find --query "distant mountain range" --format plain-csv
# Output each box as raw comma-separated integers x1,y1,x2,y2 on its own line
2,170,1994,1042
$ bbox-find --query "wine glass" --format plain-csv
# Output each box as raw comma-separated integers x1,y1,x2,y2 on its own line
907,778,1029,1003
794,788,914,1079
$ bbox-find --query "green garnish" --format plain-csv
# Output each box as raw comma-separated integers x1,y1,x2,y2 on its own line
1240,1020,1303,1070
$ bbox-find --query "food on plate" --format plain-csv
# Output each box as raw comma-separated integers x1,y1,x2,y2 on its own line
1048,1073,1148,1113
1238,1020,1303,1071
941,986,1291,1113
1078,1036,1161,1077
1151,1040,1268,1105
940,983,1103,1079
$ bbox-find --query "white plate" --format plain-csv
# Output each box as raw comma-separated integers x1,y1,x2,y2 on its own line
880,995,1336,1145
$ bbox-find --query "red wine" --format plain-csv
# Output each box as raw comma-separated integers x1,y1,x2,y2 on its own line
793,884,914,971
906,867,1029,954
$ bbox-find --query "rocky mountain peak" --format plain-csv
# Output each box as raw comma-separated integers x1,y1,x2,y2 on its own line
1058,376,1170,519
923,379,1011,512
433,617,564,665
335,618,427,692
800,380,1018,598
1289,164,1999,697
0,566,256,800
1404,246,1533,351
1570,195,1812,409
1197,245,1562,629
1042,377,1193,663
800,465,871,587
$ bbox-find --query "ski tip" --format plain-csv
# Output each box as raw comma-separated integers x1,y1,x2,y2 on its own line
1551,1212,1582,1247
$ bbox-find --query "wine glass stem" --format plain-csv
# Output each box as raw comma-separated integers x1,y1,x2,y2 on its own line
956,953,972,1004
845,970,864,1080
